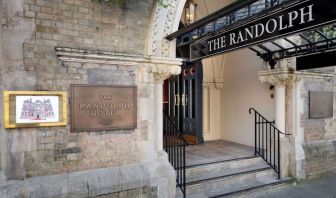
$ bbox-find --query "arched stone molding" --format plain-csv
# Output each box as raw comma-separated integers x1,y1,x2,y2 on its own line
145,1,186,157
147,0,186,58
201,56,225,141
202,56,225,89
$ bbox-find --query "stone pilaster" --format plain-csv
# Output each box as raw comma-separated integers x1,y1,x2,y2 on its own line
258,68,300,178
258,68,334,179
259,68,299,132
147,63,181,153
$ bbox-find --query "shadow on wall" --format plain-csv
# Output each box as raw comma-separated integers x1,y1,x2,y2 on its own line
220,48,275,147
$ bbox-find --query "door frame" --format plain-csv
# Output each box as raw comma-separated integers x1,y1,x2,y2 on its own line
167,60,204,144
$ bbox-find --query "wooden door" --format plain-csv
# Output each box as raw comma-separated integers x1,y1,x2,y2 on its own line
167,61,204,144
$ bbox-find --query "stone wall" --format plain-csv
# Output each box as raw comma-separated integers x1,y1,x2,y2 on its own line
23,60,138,178
298,68,336,179
95,187,157,198
302,139,336,178
22,0,152,91
301,74,334,142
0,0,179,197
1,0,153,180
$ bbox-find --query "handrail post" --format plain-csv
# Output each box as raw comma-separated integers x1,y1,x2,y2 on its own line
278,131,281,179
183,145,186,198
249,107,289,181
163,112,187,198
254,112,257,155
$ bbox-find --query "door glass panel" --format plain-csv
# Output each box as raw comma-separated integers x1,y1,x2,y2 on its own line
174,81,178,117
169,82,173,116
192,79,196,118
184,80,189,118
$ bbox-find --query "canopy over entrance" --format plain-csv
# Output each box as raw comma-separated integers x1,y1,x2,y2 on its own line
167,0,336,69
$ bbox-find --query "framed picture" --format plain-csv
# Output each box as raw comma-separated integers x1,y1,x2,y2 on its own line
4,91,67,128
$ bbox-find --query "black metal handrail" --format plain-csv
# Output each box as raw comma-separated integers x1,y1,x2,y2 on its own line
249,108,291,179
163,112,188,198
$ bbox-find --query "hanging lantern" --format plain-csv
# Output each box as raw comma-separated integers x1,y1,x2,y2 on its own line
185,0,197,25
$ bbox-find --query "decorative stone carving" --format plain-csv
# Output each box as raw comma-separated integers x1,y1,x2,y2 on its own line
148,64,181,82
259,68,334,87
148,0,185,58
259,68,300,86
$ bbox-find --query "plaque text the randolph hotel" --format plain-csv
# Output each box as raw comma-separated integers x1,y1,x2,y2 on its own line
71,85,137,132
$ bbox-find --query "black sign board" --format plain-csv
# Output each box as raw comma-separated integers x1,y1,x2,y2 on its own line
190,0,336,61
297,50,336,70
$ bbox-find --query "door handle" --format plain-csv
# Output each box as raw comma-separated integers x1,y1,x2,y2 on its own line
174,95,179,106
182,94,188,106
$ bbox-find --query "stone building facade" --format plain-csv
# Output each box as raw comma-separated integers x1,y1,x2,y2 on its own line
0,0,336,197
259,63,336,180
0,0,185,197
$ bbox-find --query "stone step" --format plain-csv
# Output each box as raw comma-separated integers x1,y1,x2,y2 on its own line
0,171,6,185
176,166,282,198
186,156,268,183
214,177,293,198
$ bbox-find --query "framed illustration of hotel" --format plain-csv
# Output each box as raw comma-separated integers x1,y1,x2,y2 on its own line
3,91,67,128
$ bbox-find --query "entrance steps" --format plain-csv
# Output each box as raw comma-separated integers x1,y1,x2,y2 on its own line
176,156,292,198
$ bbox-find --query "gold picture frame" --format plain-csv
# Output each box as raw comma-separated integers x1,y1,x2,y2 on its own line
4,91,67,128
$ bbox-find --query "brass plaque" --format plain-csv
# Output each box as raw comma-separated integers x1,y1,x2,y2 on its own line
71,85,137,132
309,91,333,119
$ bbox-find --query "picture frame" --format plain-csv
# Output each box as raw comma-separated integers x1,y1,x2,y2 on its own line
4,91,67,128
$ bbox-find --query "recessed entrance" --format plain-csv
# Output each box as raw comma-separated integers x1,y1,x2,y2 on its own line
164,61,204,145
162,0,336,197
185,140,254,167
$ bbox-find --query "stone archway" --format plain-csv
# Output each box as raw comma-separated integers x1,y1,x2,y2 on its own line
144,0,186,153
147,0,186,58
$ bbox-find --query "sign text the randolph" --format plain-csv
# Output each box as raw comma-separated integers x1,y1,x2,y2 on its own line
191,0,336,60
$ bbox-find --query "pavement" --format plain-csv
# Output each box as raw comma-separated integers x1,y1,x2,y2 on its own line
251,176,336,198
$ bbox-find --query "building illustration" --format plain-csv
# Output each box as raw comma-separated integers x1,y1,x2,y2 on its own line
20,98,55,120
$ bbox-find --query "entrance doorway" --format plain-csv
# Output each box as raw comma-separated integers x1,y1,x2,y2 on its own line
166,61,204,144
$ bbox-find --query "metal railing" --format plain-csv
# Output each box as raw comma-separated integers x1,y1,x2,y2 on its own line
163,112,188,198
249,108,291,179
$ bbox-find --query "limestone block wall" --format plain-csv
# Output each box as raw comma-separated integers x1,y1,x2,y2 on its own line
22,0,153,90
1,0,154,180
301,76,333,142
25,63,139,178
298,69,336,179
0,0,178,197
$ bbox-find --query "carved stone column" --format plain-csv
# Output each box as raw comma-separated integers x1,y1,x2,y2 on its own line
259,68,299,132
148,63,181,152
259,68,300,178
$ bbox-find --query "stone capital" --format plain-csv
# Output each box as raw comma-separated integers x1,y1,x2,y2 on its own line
258,68,299,87
259,68,334,87
214,78,224,89
148,64,181,82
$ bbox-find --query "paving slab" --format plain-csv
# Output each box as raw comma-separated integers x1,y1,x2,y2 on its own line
250,176,336,198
